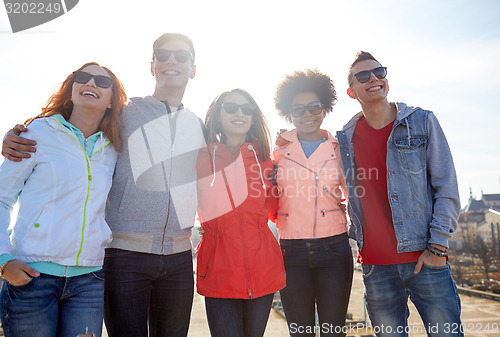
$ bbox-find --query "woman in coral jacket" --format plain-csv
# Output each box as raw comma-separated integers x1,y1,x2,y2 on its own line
272,70,353,337
196,88,286,337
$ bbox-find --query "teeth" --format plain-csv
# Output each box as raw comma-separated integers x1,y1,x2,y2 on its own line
82,91,97,98
367,86,382,92
163,70,178,75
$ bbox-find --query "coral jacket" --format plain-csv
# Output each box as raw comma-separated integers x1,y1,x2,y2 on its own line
196,142,285,299
271,129,348,240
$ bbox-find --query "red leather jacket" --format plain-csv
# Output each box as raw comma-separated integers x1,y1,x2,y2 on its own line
196,142,285,299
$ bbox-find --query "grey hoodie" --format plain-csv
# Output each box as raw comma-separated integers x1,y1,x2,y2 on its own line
105,96,206,255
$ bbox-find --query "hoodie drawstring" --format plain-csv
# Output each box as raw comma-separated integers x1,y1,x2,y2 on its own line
210,145,218,187
209,144,266,190
248,145,266,190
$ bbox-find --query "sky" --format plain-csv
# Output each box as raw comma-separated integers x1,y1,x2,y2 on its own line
0,0,499,207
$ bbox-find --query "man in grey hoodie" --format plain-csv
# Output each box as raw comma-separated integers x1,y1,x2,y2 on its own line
1,33,206,337
336,51,463,336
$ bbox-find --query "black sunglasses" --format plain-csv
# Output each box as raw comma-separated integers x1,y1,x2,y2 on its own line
73,71,114,89
154,49,193,63
290,101,323,118
222,102,257,116
353,66,387,84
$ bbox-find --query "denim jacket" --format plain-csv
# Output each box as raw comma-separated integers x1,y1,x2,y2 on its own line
336,102,460,253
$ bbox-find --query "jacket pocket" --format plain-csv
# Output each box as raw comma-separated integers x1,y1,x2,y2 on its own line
196,239,216,279
319,208,347,225
17,208,52,255
394,137,427,174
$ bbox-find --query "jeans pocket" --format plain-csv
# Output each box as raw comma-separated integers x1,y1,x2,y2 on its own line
91,269,105,281
422,262,448,270
361,264,375,279
7,276,35,290
324,235,351,257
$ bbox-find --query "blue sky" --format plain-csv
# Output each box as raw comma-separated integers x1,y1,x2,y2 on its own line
1,0,499,207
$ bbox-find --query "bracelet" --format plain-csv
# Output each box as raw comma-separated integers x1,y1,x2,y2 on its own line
427,245,448,257
0,261,10,276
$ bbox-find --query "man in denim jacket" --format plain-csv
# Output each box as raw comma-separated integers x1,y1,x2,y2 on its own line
337,51,463,337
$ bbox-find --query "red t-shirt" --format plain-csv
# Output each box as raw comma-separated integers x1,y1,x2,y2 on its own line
352,117,422,265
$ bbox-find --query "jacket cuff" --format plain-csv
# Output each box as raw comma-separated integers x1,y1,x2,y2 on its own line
428,228,450,249
0,254,15,266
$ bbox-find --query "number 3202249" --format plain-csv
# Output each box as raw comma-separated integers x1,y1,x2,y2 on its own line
5,2,62,14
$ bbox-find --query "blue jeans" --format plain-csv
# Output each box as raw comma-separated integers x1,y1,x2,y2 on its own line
280,233,354,337
103,249,194,337
362,262,463,337
0,270,104,337
205,293,274,337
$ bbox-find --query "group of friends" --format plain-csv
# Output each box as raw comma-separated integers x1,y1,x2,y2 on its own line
0,32,463,337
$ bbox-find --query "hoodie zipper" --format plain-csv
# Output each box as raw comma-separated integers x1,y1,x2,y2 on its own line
161,143,174,253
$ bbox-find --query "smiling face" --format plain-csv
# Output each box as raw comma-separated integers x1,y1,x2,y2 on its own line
71,64,113,113
347,59,389,105
291,92,325,141
151,38,196,93
220,92,253,145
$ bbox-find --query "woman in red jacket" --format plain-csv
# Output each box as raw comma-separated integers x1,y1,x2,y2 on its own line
196,88,286,337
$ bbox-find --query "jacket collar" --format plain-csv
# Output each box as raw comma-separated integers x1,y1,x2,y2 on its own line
276,129,338,148
341,102,421,131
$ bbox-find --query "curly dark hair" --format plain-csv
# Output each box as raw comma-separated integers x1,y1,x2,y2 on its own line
274,69,336,123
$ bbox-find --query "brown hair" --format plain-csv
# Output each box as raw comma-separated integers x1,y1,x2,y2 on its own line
347,51,380,86
274,69,336,123
205,89,271,161
26,62,127,151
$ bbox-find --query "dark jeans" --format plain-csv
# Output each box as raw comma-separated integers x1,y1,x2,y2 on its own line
103,248,194,337
205,293,274,337
280,233,354,337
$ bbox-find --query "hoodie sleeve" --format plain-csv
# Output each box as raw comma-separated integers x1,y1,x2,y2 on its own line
425,112,460,248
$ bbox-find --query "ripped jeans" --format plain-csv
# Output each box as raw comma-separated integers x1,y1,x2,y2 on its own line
0,270,104,337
